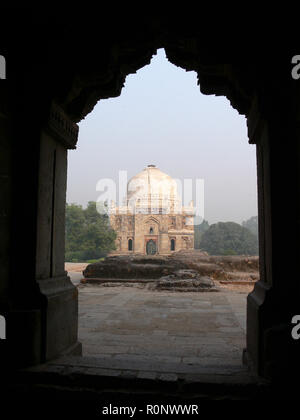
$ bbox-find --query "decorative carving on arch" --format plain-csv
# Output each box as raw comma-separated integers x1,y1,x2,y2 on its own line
145,216,160,225
51,25,256,123
144,216,159,234
46,102,79,149
169,216,176,228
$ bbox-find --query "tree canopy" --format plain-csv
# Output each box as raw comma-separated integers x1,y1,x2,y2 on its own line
242,215,258,237
194,219,210,249
65,201,116,262
199,221,258,255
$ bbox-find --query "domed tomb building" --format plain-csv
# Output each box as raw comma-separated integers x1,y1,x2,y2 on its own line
110,165,194,255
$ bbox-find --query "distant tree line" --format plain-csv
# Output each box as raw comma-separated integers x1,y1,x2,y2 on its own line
242,215,258,237
194,219,210,249
65,203,258,261
65,201,116,262
194,216,258,256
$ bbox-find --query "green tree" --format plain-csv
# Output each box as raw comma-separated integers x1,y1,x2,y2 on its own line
194,219,209,249
242,215,258,237
200,221,258,255
65,203,85,259
65,201,116,262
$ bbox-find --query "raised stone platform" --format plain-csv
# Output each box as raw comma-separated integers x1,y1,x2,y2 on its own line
82,252,259,291
83,255,183,279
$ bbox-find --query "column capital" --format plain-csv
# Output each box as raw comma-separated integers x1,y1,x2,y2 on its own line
45,102,79,149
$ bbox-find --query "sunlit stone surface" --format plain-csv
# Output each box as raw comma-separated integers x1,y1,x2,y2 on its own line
110,165,194,255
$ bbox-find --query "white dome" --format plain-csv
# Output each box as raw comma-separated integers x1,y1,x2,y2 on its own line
127,165,181,213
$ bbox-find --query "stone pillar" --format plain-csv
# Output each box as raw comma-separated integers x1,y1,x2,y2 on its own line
134,214,145,253
246,95,300,380
35,103,82,361
7,102,81,367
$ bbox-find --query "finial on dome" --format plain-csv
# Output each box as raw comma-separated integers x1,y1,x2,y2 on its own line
147,164,156,167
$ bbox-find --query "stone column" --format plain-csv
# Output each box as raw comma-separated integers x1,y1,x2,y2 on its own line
7,102,82,367
246,95,300,380
134,214,144,253
35,103,82,361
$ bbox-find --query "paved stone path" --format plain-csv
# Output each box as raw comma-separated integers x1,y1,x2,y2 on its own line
77,283,247,375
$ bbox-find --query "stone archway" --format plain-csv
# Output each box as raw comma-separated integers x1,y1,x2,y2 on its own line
46,53,300,379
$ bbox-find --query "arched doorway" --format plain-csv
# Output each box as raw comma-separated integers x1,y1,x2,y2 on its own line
146,239,157,255
170,238,175,251
128,238,133,251
2,12,298,384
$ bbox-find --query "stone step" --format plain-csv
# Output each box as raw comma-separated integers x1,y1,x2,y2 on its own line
3,355,270,401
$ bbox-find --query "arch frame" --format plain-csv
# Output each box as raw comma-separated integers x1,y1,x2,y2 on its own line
1,14,299,381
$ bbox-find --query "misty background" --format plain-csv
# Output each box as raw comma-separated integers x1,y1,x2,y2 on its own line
66,49,257,225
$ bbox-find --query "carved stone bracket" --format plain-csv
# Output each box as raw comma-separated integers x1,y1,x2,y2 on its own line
246,95,266,145
45,102,79,149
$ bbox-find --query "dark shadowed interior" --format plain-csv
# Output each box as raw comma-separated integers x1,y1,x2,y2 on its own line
0,10,300,402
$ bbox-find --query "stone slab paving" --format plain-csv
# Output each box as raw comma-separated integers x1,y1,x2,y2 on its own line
77,284,248,375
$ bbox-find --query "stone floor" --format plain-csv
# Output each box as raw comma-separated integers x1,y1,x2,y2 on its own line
77,282,247,375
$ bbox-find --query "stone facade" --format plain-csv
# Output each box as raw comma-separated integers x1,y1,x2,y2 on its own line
110,165,194,255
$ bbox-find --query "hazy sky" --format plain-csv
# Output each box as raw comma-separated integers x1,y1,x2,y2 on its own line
66,49,257,225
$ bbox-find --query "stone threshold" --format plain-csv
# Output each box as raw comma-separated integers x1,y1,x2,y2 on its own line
4,355,272,400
